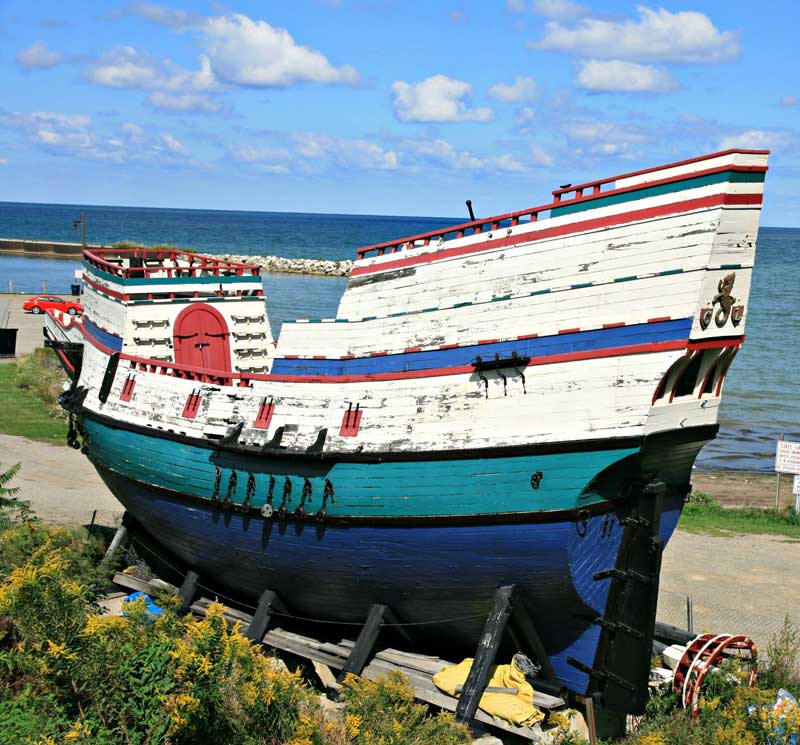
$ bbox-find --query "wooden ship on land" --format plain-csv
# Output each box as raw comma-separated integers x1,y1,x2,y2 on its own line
46,148,768,715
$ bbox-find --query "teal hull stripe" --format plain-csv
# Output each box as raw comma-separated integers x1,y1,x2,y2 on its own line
551,170,765,218
83,419,639,518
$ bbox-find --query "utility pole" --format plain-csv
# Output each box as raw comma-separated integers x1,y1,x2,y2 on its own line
73,212,86,249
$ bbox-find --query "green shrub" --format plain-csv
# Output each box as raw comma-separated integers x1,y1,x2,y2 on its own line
340,670,471,745
0,463,30,531
761,616,800,692
13,349,66,417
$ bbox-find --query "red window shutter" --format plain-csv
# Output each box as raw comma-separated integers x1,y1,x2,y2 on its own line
120,376,136,402
182,391,202,419
339,404,363,437
254,398,275,429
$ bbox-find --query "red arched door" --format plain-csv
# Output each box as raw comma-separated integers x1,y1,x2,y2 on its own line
173,304,232,372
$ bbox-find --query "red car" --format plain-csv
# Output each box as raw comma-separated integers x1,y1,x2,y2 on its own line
23,295,83,316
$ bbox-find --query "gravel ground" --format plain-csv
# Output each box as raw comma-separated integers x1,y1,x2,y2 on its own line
0,433,122,528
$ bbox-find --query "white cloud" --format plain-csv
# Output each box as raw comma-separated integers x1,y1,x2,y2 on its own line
577,59,678,93
488,75,538,103
506,0,525,11
230,144,291,163
780,96,799,107
494,154,527,172
408,138,486,168
291,133,398,169
564,118,650,158
0,158,8,165
392,74,493,123
532,0,587,20
86,46,217,92
86,46,165,88
717,129,792,152
534,6,739,63
514,106,536,135
530,145,554,166
148,92,221,113
0,108,201,166
203,14,359,87
121,122,145,143
125,2,202,30
159,133,189,155
16,41,62,70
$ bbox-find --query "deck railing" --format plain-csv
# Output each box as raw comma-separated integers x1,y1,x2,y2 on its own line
355,148,769,260
84,248,260,280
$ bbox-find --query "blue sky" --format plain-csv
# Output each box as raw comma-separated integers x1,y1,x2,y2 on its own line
0,0,797,225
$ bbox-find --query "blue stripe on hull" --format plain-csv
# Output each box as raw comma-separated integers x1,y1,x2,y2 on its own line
272,318,692,377
97,465,654,694
83,318,123,351
82,418,639,517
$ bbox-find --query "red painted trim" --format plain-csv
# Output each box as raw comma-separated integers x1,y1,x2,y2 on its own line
83,273,129,301
517,333,539,340
552,154,768,196
312,355,327,360
404,346,422,353
551,164,766,208
81,313,693,387
254,399,275,429
439,343,460,350
120,376,136,402
648,316,671,323
54,347,75,375
284,355,299,359
84,248,259,280
558,328,580,335
339,406,363,437
357,153,767,258
477,339,499,345
266,339,688,384
687,336,744,351
340,355,356,360
603,322,625,329
182,391,202,419
369,351,388,357
352,192,763,277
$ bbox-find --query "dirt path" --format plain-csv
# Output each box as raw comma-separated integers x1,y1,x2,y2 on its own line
0,433,122,527
693,470,794,509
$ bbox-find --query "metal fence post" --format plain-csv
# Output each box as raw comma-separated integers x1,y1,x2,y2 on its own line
686,596,694,635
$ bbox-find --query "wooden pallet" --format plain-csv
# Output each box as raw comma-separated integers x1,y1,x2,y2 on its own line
111,573,565,742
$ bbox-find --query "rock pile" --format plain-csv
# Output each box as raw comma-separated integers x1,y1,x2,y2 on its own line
216,254,353,277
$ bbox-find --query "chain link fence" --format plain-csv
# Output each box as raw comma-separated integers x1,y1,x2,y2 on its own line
657,587,797,658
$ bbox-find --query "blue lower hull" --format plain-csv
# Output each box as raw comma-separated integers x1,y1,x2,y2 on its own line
78,415,704,702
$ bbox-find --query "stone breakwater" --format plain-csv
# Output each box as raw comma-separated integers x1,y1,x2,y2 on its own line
216,254,353,277
0,239,354,278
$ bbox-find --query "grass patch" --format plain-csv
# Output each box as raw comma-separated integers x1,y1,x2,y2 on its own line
0,363,67,444
678,490,800,538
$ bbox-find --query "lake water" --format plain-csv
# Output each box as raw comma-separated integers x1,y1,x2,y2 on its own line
1,201,797,472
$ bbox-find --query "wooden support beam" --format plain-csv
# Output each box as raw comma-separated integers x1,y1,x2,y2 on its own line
101,523,128,568
177,570,199,615
245,589,286,642
455,585,515,723
337,604,390,682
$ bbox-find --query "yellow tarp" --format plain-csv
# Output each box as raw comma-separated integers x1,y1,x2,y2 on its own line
432,658,544,727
